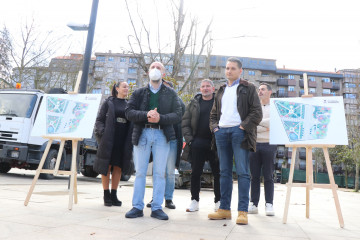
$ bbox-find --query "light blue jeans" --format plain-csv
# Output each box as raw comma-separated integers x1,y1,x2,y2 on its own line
165,139,177,200
132,128,169,211
215,126,250,212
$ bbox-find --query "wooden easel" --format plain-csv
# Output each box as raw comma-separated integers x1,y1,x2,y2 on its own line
282,73,344,228
24,72,84,210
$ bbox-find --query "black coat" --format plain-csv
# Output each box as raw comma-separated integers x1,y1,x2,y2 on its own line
93,97,133,176
125,83,182,146
174,98,186,167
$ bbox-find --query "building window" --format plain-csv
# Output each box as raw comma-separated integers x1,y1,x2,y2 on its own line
300,89,304,95
288,75,295,79
107,67,113,73
129,58,138,63
95,66,104,71
288,86,295,92
92,88,102,94
127,78,136,84
120,57,127,62
322,78,330,82
119,68,125,74
249,70,255,76
278,87,285,93
261,72,269,76
308,76,315,82
323,89,331,94
108,57,114,62
96,56,105,62
309,88,316,93
104,89,110,95
166,65,173,73
198,70,204,77
345,83,356,88
106,78,113,83
128,68,137,74
344,93,356,99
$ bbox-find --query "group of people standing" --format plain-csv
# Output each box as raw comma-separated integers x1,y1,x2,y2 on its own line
93,57,277,225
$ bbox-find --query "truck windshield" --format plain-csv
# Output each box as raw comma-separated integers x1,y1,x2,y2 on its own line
0,94,38,118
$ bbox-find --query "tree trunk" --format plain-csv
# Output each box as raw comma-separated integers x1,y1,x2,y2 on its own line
345,169,348,189
355,161,359,192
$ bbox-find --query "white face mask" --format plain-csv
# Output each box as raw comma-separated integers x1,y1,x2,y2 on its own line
149,68,162,81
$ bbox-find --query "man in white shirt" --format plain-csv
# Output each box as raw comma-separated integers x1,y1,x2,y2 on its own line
248,83,277,216
208,57,262,225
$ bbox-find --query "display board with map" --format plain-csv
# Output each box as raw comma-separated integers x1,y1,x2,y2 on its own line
269,96,348,145
31,94,102,138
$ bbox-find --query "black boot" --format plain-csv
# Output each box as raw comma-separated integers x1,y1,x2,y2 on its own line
146,198,153,208
165,199,176,209
103,189,112,207
111,189,122,206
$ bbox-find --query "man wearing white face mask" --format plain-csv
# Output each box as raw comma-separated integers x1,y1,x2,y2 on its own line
125,62,182,220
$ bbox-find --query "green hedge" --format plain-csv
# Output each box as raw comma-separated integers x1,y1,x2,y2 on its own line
281,168,359,188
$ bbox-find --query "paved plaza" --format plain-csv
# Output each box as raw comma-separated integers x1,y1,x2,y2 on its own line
1,169,360,240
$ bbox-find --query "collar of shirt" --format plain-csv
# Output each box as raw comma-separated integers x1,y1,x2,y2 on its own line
226,78,240,87
149,81,162,94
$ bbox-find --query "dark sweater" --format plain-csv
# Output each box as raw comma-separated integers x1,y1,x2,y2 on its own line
195,97,214,140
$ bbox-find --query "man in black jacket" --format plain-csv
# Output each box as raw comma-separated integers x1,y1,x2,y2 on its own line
125,62,182,220
182,79,220,213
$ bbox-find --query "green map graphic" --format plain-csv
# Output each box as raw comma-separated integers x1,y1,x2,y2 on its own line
274,101,332,142
46,97,88,134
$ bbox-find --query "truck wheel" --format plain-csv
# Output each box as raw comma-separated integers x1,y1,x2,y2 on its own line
0,163,11,173
121,174,131,181
39,149,58,180
81,166,99,178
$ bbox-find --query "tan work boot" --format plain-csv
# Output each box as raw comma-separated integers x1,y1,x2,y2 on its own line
236,211,248,225
208,209,231,220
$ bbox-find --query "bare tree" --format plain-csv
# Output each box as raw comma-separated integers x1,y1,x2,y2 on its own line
5,18,66,88
0,27,12,86
123,0,212,93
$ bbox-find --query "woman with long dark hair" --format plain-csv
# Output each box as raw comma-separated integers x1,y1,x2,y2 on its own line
94,81,133,206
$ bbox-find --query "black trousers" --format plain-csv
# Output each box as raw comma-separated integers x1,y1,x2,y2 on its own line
249,142,277,206
190,138,221,203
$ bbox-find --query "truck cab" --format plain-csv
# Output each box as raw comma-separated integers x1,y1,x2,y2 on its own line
0,89,71,179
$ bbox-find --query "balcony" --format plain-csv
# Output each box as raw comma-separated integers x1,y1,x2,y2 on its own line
322,82,333,89
277,90,297,98
299,151,306,160
331,82,340,90
299,79,317,88
277,78,296,86
299,80,304,87
276,151,285,158
308,81,317,87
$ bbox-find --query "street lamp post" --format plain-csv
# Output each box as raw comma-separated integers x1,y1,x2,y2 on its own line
68,0,99,93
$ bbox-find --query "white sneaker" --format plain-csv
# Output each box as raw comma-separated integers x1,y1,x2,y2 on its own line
214,201,220,212
186,200,199,212
265,203,275,216
248,202,258,214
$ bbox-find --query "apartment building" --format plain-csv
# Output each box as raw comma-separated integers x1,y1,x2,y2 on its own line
11,53,95,92
338,69,360,127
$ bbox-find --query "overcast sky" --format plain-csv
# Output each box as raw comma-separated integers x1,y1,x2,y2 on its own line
1,0,360,72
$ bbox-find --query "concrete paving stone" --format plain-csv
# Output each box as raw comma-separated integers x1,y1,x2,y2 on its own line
6,224,136,240
0,220,47,239
129,229,227,240
1,169,360,240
